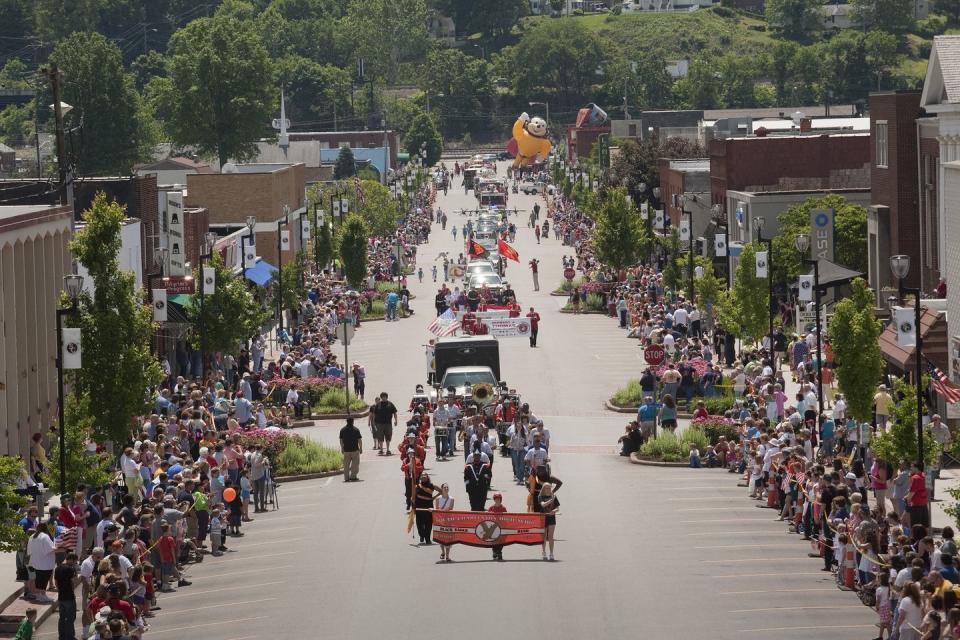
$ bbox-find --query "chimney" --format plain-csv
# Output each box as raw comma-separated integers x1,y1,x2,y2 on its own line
799,118,812,133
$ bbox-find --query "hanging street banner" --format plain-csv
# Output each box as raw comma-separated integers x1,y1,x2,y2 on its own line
798,275,814,301
152,290,168,322
895,307,917,347
480,317,531,337
755,251,768,278
811,208,835,262
431,510,545,548
62,328,82,369
714,236,727,257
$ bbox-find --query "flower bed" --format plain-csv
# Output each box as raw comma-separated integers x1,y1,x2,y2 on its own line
234,428,305,462
610,379,642,408
274,439,343,476
311,387,368,414
638,427,710,463
691,416,739,445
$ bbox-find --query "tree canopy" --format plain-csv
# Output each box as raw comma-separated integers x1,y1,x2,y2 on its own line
405,114,443,166
829,278,884,422
339,213,370,288
590,187,648,277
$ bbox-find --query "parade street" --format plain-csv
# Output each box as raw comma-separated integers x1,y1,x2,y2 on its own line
34,164,877,640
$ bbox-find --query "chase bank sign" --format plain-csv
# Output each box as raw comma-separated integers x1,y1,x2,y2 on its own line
811,208,835,262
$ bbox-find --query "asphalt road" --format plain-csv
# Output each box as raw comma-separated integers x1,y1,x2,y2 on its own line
35,163,877,640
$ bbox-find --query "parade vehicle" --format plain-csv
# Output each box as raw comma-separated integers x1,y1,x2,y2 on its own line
428,336,503,405
519,181,543,195
467,273,506,295
462,260,497,282
463,166,481,189
475,177,508,208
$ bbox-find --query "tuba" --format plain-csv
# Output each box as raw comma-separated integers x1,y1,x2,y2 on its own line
471,383,495,407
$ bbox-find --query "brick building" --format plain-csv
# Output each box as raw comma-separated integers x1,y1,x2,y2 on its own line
566,125,610,164
185,163,307,267
0,204,72,461
657,158,713,238
710,133,871,240
867,91,926,298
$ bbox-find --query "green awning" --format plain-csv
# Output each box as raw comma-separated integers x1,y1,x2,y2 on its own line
396,152,410,162
170,294,195,310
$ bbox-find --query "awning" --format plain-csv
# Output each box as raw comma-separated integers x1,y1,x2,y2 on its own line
245,260,278,286
166,294,193,322
879,307,949,371
396,152,410,162
791,259,864,290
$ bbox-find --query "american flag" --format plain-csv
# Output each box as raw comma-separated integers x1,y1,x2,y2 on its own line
428,309,460,337
929,362,960,404
354,175,366,208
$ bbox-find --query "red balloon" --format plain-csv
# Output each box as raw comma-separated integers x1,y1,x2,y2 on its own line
223,487,237,503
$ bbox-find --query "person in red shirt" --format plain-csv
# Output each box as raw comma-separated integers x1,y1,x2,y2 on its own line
488,492,508,560
526,307,541,348
402,450,424,510
157,523,179,592
105,583,136,623
906,461,929,528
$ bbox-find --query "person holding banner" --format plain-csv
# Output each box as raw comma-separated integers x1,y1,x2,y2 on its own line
538,477,559,561
414,474,440,545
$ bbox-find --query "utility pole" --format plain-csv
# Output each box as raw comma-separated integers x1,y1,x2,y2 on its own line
47,64,69,207
32,42,41,178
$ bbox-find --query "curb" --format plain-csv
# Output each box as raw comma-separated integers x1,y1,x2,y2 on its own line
629,452,688,467
0,590,56,634
308,407,370,421
550,290,571,296
275,469,344,482
601,400,691,419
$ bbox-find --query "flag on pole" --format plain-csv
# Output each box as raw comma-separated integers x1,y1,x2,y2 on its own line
428,309,461,337
497,239,520,262
929,362,960,404
469,241,488,259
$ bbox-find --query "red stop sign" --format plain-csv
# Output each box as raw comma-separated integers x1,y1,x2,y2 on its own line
643,345,665,366
563,267,576,281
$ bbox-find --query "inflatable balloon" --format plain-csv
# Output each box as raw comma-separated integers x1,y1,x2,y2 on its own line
575,103,608,128
507,112,551,169
223,487,237,503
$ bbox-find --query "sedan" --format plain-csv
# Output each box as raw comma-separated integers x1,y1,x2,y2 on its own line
468,273,505,291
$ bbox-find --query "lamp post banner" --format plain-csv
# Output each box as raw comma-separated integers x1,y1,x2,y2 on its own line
202,267,216,295
895,307,917,347
798,275,814,301
152,289,168,322
715,236,727,257
810,208,835,262
431,510,546,547
755,251,768,278
62,327,82,369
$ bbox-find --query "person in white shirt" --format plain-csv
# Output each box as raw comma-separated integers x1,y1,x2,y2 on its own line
832,395,846,422
663,332,676,356
672,306,688,331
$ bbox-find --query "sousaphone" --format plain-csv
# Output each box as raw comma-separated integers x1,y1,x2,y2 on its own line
471,383,495,406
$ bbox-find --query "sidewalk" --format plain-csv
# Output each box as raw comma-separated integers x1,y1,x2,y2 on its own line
933,466,960,531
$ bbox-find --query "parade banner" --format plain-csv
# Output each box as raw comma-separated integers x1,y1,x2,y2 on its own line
481,317,531,338
798,275,814,301
432,510,545,547
895,307,916,347
755,251,768,278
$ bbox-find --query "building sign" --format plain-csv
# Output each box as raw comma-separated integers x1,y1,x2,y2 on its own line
165,276,195,294
166,191,186,276
811,208,835,263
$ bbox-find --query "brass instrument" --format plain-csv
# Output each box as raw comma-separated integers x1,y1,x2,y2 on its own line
471,382,495,406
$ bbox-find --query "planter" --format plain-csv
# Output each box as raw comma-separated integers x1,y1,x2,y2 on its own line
605,399,639,414
629,452,688,467
558,308,606,315
274,469,344,482
309,407,370,421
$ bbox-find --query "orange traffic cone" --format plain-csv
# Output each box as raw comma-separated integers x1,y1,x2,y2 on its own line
843,542,856,589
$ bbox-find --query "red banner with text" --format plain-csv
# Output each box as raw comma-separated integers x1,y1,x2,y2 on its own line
431,510,545,547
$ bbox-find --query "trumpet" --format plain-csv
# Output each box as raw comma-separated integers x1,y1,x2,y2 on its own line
471,383,495,406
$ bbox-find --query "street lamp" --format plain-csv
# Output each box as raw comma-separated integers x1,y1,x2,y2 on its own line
277,207,290,340
679,195,695,302
198,231,216,377
796,233,823,412
712,204,731,288
890,253,927,471
56,273,83,495
241,215,257,278
754,216,775,367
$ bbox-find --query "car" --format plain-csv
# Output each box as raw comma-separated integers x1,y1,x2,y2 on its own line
468,273,505,292
463,261,497,281
520,182,542,195
497,151,513,161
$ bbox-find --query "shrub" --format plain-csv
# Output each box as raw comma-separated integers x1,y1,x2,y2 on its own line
361,299,386,320
585,292,607,312
916,15,947,37
554,276,585,293
693,416,738,445
611,379,643,407
639,427,710,460
236,429,304,462
703,394,736,416
272,376,344,405
312,387,368,414
274,438,343,476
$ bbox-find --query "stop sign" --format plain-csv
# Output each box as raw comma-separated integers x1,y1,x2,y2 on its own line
643,344,665,366
563,267,576,281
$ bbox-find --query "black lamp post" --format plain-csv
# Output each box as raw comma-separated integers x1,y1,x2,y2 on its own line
277,207,290,339
711,204,730,289
796,233,823,412
890,253,926,469
198,231,216,378
679,195,695,302
241,215,256,278
754,217,775,366
146,247,169,302
56,273,84,495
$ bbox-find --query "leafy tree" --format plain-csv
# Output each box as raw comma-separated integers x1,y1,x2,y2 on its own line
49,32,156,175
0,103,33,146
418,49,495,138
383,97,429,137
829,278,883,422
872,376,937,465
70,192,164,445
258,0,348,67
336,179,401,238
405,113,443,166
591,188,648,279
131,51,168,92
720,243,768,345
786,46,823,105
0,59,31,89
505,19,604,107
717,54,759,108
0,455,28,553
186,252,270,355
436,0,528,39
674,54,722,109
34,0,101,42
160,9,275,167
334,146,357,179
346,0,429,83
276,56,352,128
691,260,726,328
937,0,960,26
339,213,370,288
766,0,824,42
864,30,898,91
315,220,335,270
661,230,683,294
47,394,113,494
851,0,914,34
769,194,868,290
770,42,800,104
275,252,307,314
609,136,705,200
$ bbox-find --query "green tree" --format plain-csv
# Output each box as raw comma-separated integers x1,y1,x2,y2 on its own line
418,49,495,138
674,54,722,108
70,192,164,445
130,51,168,92
721,243,768,345
436,0,528,38
346,0,429,82
275,56,352,128
159,9,275,167
864,30,898,91
937,0,960,26
829,278,884,422
872,376,938,465
771,42,800,103
336,179,401,238
609,136,705,199
34,0,101,42
275,252,307,314
258,0,348,66
339,213,370,288
0,103,33,146
851,0,914,34
405,113,443,166
505,19,604,107
591,187,648,278
661,230,683,294
334,146,357,179
186,252,270,355
47,394,113,493
766,0,824,42
0,455,28,553
315,220,335,269
49,32,156,175
769,194,868,290
786,46,823,105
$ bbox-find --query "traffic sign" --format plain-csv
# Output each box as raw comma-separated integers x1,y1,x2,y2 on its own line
643,344,665,366
563,267,576,281
336,321,354,344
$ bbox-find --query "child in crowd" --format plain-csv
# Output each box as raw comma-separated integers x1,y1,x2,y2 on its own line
209,508,223,557
488,493,508,561
688,444,701,468
876,571,892,639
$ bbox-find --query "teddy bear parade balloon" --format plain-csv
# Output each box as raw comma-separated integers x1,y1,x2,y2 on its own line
506,111,551,169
